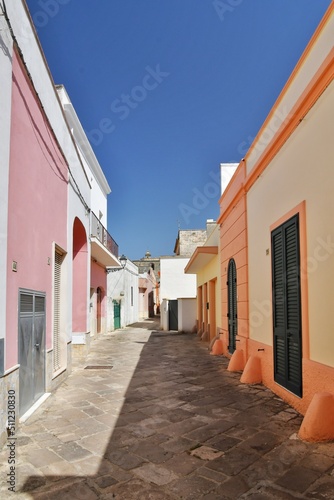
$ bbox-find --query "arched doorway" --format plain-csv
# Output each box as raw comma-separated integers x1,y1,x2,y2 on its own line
227,258,237,354
72,218,88,333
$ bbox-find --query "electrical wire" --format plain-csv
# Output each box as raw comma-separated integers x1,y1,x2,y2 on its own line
0,0,91,214
108,268,126,297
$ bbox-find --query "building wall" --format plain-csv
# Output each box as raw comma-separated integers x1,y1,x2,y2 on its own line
107,260,139,329
90,260,107,335
72,218,89,334
57,85,109,227
197,255,221,339
160,257,197,331
247,79,334,412
178,298,196,332
0,45,69,447
215,5,334,419
246,10,334,176
0,13,13,375
161,299,169,331
160,258,197,299
6,3,93,352
90,178,108,224
219,163,248,356
0,0,115,446
138,274,154,319
6,49,68,368
57,86,115,345
178,230,207,257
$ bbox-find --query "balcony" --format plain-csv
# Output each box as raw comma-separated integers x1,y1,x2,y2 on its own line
91,212,119,267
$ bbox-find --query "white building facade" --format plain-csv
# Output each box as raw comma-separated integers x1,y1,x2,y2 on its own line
160,257,197,331
107,259,139,330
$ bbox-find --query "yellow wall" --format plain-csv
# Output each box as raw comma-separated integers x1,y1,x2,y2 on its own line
197,255,221,333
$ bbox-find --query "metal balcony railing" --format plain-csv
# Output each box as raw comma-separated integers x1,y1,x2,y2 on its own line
91,212,119,258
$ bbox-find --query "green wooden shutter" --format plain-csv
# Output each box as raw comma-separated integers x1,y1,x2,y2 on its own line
272,214,302,397
227,258,237,354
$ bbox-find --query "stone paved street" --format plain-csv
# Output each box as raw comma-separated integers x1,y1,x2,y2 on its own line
1,319,334,499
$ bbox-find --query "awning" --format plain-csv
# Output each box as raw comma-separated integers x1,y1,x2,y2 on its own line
184,246,218,274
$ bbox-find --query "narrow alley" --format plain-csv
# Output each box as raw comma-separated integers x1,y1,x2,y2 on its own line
1,320,334,499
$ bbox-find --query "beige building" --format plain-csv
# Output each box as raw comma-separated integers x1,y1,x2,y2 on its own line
217,4,334,441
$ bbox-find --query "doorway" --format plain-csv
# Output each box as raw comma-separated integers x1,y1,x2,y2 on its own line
227,259,237,354
272,214,302,397
18,290,46,417
97,287,102,333
168,300,178,331
113,300,121,329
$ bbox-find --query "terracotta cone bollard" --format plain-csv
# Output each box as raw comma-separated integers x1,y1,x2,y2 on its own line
240,356,262,384
299,392,334,442
227,349,245,371
210,339,224,355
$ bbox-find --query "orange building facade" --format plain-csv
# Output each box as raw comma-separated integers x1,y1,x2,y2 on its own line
218,4,334,440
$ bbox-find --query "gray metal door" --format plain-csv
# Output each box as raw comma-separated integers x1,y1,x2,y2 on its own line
19,291,45,417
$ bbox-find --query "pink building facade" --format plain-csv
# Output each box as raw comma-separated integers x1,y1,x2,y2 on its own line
2,45,69,431
0,0,119,448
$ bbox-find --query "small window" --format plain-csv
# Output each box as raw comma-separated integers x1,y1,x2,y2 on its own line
131,286,134,307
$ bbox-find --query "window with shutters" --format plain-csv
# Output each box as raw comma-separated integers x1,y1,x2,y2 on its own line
271,214,302,397
227,258,237,354
53,249,63,372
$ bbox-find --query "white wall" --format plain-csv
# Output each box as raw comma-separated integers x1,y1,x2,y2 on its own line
0,14,13,359
161,299,169,331
107,260,139,329
58,87,110,226
160,257,197,300
178,298,196,332
220,163,239,194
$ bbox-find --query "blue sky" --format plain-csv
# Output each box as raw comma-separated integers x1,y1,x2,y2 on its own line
26,0,331,260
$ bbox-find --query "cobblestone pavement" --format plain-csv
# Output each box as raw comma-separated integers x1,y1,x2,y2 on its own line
1,319,334,499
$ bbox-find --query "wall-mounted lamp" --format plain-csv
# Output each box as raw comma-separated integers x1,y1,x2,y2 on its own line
119,254,127,268
107,254,128,274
